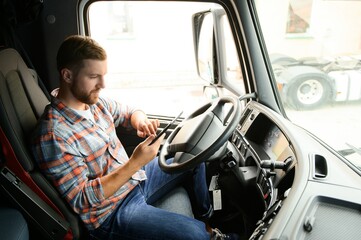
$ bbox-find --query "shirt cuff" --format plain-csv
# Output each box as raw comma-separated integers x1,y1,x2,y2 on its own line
131,169,147,181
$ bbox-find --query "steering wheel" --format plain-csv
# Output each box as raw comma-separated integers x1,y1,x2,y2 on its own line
159,96,242,173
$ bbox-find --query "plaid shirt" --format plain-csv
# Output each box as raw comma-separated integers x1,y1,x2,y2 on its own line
31,97,146,230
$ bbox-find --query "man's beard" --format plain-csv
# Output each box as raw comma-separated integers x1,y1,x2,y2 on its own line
70,83,100,105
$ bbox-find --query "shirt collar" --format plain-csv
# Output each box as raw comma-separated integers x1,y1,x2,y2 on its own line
51,97,91,124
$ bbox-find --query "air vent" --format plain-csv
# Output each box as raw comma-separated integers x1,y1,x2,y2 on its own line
310,153,328,179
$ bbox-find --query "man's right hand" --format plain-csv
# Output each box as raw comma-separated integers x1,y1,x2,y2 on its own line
130,134,165,169
101,134,165,198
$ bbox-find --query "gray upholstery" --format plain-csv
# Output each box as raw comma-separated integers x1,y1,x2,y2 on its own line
0,48,49,171
0,48,49,118
0,208,29,240
153,187,194,218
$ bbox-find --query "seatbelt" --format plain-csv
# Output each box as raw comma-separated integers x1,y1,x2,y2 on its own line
0,139,4,166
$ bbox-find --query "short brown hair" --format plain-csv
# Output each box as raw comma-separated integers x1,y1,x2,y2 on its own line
56,35,107,73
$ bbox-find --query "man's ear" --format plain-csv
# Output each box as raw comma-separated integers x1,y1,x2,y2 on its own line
60,68,73,83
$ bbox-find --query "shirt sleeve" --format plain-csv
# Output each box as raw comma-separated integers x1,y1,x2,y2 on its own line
99,97,142,129
32,129,105,213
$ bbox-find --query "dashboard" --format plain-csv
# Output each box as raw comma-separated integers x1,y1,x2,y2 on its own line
230,103,296,208
221,101,361,240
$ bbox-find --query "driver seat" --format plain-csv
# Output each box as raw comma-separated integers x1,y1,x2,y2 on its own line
0,47,193,239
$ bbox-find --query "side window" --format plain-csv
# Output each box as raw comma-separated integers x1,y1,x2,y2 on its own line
87,1,244,116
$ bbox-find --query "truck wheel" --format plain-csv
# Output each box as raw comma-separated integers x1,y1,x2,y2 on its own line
287,76,331,110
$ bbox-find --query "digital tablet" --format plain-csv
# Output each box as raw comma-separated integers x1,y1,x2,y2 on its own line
149,111,183,145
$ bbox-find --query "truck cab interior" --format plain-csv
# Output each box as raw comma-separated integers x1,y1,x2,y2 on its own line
1,0,361,240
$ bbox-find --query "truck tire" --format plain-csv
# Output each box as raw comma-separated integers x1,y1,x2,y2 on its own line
287,75,332,110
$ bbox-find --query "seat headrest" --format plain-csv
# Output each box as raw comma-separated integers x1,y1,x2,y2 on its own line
0,48,49,118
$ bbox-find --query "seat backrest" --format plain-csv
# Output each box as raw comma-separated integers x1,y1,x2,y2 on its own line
0,48,83,239
0,48,44,171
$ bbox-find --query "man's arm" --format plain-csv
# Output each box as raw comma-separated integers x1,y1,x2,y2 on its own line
34,129,164,203
100,134,164,198
101,110,163,198
100,98,159,137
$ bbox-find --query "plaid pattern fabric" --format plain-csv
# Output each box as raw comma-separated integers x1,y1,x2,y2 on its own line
31,97,146,230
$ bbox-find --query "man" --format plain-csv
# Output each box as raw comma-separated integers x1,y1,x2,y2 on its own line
31,35,236,240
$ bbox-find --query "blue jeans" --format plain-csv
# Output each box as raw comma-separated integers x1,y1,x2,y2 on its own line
89,158,212,240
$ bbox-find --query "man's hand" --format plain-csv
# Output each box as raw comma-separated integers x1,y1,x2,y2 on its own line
131,110,160,138
130,134,165,168
136,118,159,138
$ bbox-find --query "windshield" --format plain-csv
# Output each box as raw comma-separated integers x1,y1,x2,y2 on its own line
254,0,361,168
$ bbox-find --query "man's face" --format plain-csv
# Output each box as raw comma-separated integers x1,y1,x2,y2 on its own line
70,59,107,105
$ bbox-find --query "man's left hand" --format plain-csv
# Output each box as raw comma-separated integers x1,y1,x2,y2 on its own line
137,118,159,138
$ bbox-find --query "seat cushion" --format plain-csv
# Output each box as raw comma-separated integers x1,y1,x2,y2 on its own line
152,187,194,218
0,208,29,240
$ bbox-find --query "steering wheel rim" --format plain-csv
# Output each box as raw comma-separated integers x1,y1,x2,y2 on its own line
159,96,242,173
